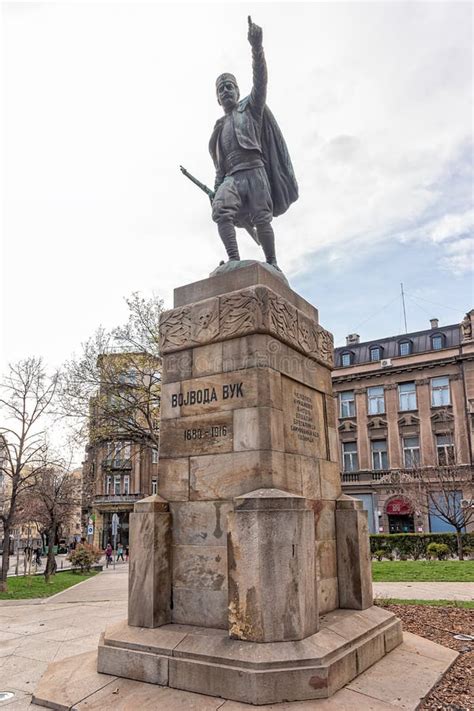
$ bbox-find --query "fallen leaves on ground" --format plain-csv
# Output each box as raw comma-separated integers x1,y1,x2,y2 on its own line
382,604,473,710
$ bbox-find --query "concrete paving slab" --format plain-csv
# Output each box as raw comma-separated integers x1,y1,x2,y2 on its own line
1,655,49,694
74,677,225,710
32,650,117,710
373,581,474,601
220,688,403,709
346,632,458,709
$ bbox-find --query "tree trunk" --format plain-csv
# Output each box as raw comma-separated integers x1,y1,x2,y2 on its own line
456,529,464,561
0,522,11,593
44,524,57,584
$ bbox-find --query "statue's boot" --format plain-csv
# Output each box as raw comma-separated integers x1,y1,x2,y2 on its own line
257,223,281,271
218,220,240,261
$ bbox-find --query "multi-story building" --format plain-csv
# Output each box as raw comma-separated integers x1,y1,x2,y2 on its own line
82,352,161,548
332,310,474,535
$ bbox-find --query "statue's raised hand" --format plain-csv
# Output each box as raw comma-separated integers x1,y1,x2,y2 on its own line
247,16,262,48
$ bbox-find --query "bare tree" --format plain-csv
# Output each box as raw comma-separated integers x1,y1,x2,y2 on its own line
379,465,473,559
0,358,58,592
19,462,81,582
60,293,163,450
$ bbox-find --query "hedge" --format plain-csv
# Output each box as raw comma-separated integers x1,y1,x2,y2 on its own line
369,532,474,560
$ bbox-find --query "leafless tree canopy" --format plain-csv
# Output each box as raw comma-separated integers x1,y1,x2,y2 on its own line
59,293,163,450
0,357,59,589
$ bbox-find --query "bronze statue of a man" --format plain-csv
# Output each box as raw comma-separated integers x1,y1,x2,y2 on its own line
209,17,298,271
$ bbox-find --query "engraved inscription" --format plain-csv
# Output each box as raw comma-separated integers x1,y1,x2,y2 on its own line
160,412,233,458
282,377,327,458
291,390,319,443
171,382,244,408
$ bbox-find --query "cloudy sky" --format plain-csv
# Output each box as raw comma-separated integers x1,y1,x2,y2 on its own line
2,1,472,371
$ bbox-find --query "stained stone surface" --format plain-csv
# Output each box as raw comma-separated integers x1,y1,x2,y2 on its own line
227,489,318,642
336,495,373,610
128,496,172,628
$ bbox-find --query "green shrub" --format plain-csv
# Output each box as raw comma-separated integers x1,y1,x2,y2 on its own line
427,542,450,560
370,533,473,560
373,548,385,561
67,544,102,572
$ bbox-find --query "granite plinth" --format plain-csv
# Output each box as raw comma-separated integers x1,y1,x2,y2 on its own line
96,607,402,705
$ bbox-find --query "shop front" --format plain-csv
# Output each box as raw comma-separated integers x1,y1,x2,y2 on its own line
386,497,415,533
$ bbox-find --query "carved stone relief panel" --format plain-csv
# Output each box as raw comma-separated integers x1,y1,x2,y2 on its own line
159,285,334,370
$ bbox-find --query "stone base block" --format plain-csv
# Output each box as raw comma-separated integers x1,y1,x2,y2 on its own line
96,606,402,705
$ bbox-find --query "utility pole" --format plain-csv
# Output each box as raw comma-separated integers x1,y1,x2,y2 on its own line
400,283,408,334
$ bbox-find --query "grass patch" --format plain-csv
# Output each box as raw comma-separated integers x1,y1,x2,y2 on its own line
372,559,474,582
0,571,98,600
376,598,474,609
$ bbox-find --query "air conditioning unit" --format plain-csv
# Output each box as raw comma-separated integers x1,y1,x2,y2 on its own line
380,358,392,368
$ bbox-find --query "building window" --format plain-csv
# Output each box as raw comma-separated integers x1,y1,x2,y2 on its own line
113,474,121,495
399,382,417,411
369,346,382,362
431,376,450,407
152,448,159,464
105,475,111,494
151,478,158,495
341,352,352,367
371,440,388,470
342,442,358,472
367,385,385,415
123,475,130,495
399,341,411,356
403,437,420,468
436,434,455,466
339,391,355,418
431,335,443,350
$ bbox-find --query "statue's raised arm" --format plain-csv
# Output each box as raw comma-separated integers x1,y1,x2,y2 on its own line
247,16,267,117
208,17,298,274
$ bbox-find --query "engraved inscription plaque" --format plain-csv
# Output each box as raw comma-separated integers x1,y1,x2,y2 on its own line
282,377,327,458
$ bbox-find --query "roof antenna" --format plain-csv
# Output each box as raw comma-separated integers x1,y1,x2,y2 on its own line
400,282,408,333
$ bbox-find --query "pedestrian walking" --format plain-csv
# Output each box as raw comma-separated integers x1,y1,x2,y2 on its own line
116,543,124,562
34,545,42,567
125,545,129,562
105,542,113,568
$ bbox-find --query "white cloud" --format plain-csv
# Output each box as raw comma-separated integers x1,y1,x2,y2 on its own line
2,2,472,367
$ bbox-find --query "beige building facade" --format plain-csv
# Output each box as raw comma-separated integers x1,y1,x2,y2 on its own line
332,310,474,535
82,352,161,548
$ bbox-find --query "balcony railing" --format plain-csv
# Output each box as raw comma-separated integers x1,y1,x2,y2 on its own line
342,469,392,484
94,493,143,505
101,458,132,470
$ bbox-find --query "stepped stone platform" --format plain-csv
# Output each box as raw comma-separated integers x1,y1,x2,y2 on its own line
32,632,458,710
95,607,401,705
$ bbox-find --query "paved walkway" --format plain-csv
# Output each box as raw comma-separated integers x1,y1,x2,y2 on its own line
373,581,474,601
0,566,128,709
0,568,471,709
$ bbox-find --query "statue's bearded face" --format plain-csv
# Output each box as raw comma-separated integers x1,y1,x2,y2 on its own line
217,80,239,111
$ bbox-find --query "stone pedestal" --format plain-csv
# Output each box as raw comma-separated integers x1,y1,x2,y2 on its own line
128,495,171,629
97,262,402,704
228,488,317,642
336,495,373,610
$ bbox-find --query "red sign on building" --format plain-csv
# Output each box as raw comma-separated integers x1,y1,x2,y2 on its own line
386,498,413,516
